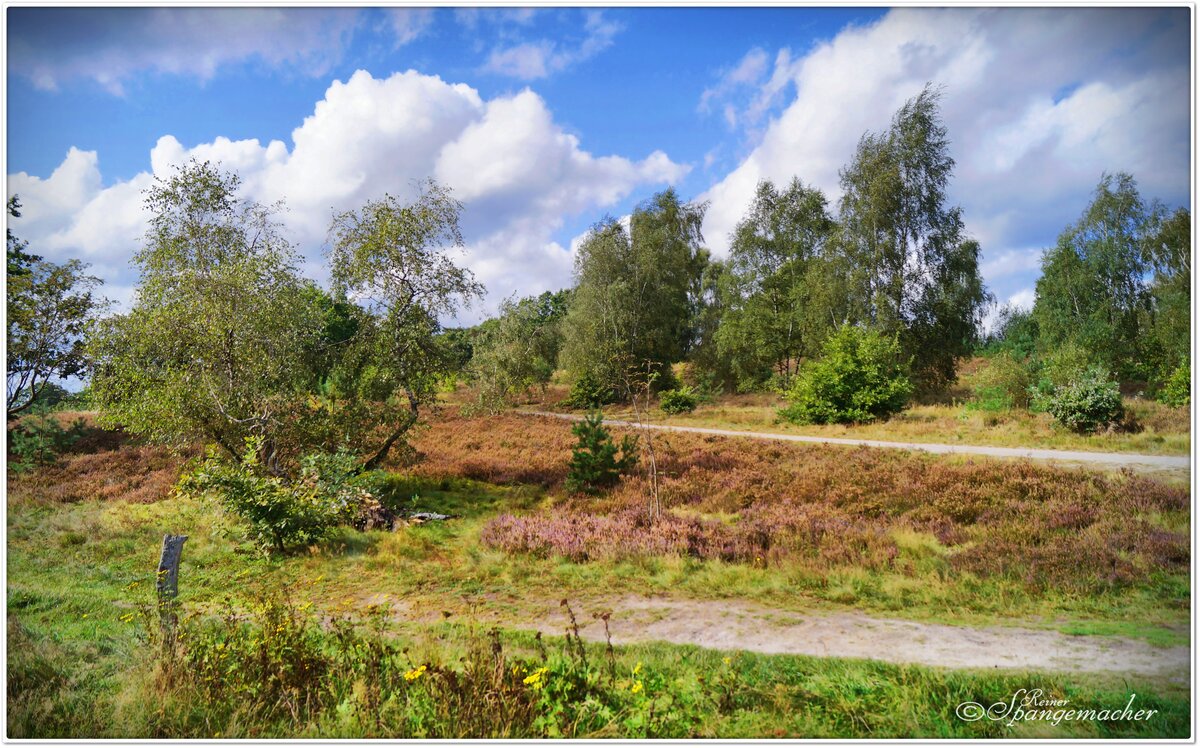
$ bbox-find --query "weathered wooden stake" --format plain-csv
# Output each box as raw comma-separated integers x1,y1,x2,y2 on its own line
157,533,187,647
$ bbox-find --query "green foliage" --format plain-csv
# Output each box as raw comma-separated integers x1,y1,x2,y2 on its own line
984,304,1039,359
7,416,89,473
469,290,570,412
1047,367,1125,433
140,592,725,738
327,181,485,470
7,252,106,416
968,351,1032,412
560,190,708,397
658,387,699,415
6,196,40,277
1028,343,1095,412
835,84,989,390
781,326,912,425
89,160,323,469
714,178,835,390
1032,173,1156,381
565,371,619,409
1157,360,1190,408
565,412,638,494
178,438,341,554
1144,207,1190,381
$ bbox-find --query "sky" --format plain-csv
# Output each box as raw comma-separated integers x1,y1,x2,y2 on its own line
5,5,1193,329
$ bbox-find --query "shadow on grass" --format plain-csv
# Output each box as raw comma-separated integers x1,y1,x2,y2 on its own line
377,474,546,520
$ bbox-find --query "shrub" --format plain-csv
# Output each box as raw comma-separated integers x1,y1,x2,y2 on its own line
658,387,699,415
565,371,618,409
7,416,88,473
1157,360,1190,408
968,351,1032,411
1047,366,1124,433
1028,343,1093,412
178,438,341,554
296,449,395,530
141,590,708,739
780,326,912,425
565,412,638,494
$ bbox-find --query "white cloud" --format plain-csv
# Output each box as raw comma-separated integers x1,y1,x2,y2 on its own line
1007,288,1036,311
980,248,1044,280
483,10,622,80
8,7,361,95
697,6,1190,306
384,8,434,48
981,287,1036,334
699,47,770,116
7,69,686,323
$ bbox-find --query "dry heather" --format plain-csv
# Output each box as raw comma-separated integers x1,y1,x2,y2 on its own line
6,412,191,506
410,411,1189,592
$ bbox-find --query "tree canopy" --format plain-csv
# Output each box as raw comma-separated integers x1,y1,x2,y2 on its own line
560,189,708,394
834,84,990,389
89,161,322,467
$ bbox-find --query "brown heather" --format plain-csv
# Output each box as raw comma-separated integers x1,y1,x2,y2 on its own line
407,412,1189,593
7,412,192,506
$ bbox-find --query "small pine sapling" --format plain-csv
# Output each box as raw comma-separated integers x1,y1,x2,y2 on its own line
565,411,638,494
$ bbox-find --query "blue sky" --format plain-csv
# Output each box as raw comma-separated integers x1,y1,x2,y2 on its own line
6,5,1192,326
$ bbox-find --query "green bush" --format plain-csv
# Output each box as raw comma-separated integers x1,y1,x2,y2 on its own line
780,326,912,425
1047,366,1125,433
178,438,342,554
7,416,88,472
1157,360,1190,408
968,351,1032,412
658,387,699,415
565,371,618,409
1029,343,1093,412
565,412,638,494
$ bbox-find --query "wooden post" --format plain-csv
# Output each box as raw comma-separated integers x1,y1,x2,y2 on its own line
157,534,187,648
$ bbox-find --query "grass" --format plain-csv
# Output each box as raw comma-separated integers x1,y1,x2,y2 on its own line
6,410,1192,738
7,575,1190,739
525,385,1191,456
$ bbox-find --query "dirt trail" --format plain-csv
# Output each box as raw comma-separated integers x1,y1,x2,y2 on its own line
478,595,1189,683
524,411,1191,473
366,593,1189,682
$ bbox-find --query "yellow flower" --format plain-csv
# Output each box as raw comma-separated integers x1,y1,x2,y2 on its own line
631,681,644,694
723,657,731,666
404,665,427,682
523,667,549,690
633,662,643,676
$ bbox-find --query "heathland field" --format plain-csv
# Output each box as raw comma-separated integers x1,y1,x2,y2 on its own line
6,404,1190,739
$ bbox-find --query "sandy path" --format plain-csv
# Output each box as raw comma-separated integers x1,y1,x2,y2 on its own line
509,595,1189,682
363,593,1188,682
524,411,1191,472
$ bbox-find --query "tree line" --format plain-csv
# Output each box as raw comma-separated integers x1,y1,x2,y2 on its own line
6,83,1191,463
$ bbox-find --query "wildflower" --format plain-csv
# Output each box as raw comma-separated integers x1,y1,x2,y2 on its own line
404,665,427,682
723,657,731,666
633,661,643,676
523,667,549,690
631,681,644,694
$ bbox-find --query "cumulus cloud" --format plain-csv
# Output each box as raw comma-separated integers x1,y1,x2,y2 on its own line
7,7,363,95
7,69,686,322
697,6,1190,306
483,10,622,80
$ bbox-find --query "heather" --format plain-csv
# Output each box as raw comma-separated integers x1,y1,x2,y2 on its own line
419,412,1192,593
